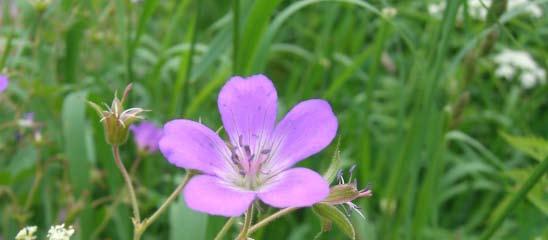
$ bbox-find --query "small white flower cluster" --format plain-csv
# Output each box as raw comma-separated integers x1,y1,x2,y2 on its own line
47,224,75,240
15,224,75,240
15,226,37,240
493,49,546,89
381,7,398,18
428,0,543,20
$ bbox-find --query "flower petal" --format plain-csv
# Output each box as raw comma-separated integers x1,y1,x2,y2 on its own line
159,119,230,175
258,168,329,208
0,75,8,93
130,121,163,152
183,175,255,217
269,99,337,171
218,75,277,149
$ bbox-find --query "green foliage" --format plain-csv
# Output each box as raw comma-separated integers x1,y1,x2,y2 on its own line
312,203,356,240
0,0,547,239
500,132,548,162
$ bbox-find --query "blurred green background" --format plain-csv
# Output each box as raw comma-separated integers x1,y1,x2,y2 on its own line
1,0,547,239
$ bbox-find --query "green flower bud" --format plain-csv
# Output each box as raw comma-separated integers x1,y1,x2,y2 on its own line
322,183,372,205
89,84,147,146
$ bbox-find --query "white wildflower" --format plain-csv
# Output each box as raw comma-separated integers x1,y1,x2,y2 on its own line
468,0,491,20
15,226,37,240
427,0,543,20
47,224,75,240
428,2,446,18
381,7,398,18
493,49,546,89
508,0,543,18
495,64,516,79
519,72,537,89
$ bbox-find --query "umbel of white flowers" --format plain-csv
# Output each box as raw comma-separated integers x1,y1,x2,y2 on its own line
493,49,546,89
15,224,75,240
428,0,543,20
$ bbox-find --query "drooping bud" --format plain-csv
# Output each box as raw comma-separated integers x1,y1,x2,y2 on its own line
89,84,147,146
321,167,373,219
322,183,372,205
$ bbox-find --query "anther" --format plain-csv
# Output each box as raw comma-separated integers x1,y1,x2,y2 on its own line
238,135,244,147
244,145,251,156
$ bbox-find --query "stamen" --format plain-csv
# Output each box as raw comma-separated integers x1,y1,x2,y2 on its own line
336,169,344,184
238,135,244,147
244,145,251,156
260,149,271,154
348,164,357,181
231,154,240,164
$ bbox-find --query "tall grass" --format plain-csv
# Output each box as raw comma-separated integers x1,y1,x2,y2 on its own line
0,0,546,239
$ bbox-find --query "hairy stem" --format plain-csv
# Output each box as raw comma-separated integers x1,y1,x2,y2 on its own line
129,154,143,177
134,172,193,240
112,146,141,223
237,204,254,240
214,217,236,240
248,207,298,234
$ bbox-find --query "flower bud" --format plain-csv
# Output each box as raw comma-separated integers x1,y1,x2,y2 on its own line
322,183,372,205
28,0,51,13
89,84,147,146
321,167,373,219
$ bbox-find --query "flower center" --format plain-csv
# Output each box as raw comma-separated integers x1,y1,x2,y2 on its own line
226,135,274,190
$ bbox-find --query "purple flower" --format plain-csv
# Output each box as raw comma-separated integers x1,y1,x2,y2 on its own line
160,75,338,216
130,121,163,153
0,75,8,93
18,112,35,128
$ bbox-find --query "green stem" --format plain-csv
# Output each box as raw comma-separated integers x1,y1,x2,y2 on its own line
214,217,236,240
237,204,254,240
232,0,239,74
112,146,141,223
248,207,297,234
480,158,548,240
133,172,194,240
23,164,43,210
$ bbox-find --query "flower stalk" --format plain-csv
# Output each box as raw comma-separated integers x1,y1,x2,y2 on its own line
248,207,298,235
112,145,141,223
133,172,194,239
236,204,254,240
213,217,236,240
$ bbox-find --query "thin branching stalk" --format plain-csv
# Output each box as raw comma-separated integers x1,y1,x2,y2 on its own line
129,154,143,177
112,145,141,223
133,172,194,240
214,217,236,240
480,158,548,240
248,207,298,234
23,159,43,210
237,204,254,240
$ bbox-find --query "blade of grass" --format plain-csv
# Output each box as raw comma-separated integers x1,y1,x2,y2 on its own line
480,158,548,240
169,1,200,117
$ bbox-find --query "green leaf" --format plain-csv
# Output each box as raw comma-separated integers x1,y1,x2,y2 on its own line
506,168,548,215
62,91,95,240
8,144,37,178
169,194,208,240
0,171,12,185
62,91,92,195
500,132,548,162
238,0,283,74
323,138,341,184
312,203,356,239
